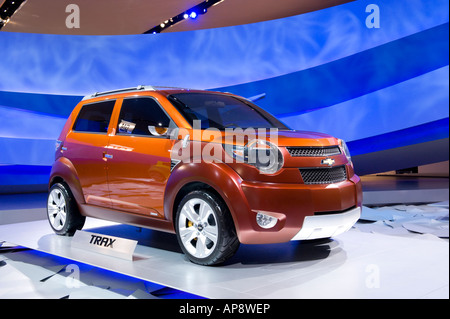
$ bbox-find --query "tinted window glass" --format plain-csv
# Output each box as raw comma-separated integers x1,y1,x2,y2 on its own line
168,93,289,130
117,97,171,136
73,100,115,133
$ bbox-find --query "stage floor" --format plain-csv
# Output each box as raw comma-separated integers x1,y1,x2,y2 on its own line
361,175,449,205
0,216,448,299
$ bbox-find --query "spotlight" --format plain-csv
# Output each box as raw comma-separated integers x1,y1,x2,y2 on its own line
144,0,225,34
0,0,27,30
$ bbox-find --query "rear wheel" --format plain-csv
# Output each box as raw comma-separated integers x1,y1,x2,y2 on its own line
47,182,85,236
175,190,239,266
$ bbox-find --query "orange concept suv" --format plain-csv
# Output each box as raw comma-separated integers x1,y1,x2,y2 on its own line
47,85,363,265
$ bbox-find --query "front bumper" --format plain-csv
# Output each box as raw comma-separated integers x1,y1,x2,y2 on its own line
290,206,361,240
234,173,362,244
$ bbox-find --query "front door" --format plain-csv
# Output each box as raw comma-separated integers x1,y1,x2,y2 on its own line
106,96,175,218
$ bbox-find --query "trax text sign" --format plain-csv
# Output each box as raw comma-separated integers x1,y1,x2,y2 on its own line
71,230,137,261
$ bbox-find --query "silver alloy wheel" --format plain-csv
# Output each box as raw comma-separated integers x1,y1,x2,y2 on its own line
177,198,219,259
47,188,67,231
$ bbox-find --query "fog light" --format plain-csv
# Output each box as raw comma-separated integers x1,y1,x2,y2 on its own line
256,212,277,229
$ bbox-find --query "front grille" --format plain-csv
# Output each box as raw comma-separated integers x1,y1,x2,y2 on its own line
300,166,347,184
287,146,341,157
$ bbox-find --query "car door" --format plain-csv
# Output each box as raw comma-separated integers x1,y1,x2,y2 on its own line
105,96,176,218
62,99,117,208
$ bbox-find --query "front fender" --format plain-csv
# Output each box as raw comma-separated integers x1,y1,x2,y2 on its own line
164,162,253,241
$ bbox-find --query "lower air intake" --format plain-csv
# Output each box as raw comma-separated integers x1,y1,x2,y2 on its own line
300,166,347,184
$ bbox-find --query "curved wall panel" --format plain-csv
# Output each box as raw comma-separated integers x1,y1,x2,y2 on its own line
219,24,449,117
0,0,447,95
277,66,449,142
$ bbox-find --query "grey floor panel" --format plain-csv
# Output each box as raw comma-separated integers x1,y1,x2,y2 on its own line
0,217,448,299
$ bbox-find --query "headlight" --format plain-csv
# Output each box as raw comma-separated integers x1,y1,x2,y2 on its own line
224,139,284,174
338,139,352,164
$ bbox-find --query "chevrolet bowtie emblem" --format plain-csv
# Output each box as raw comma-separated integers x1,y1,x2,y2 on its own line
321,158,335,166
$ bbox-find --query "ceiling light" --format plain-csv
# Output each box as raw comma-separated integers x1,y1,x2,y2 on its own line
144,0,225,34
0,0,28,30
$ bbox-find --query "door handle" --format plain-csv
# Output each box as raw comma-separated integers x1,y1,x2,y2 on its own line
182,134,190,149
103,153,113,159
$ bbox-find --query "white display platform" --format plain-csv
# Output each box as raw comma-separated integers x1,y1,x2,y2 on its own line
0,218,448,299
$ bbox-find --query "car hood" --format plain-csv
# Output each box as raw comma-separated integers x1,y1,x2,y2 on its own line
189,129,339,147
267,130,338,147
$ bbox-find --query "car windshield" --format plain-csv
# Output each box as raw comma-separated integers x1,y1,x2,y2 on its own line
168,93,290,130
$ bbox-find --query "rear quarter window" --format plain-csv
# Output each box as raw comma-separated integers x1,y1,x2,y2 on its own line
73,100,115,133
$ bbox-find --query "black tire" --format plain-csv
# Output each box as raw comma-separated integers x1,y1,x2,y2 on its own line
175,189,240,266
47,182,85,236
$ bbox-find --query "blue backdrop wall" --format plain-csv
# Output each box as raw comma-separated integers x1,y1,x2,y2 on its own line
0,0,448,191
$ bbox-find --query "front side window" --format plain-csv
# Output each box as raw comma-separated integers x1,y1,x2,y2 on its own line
117,97,172,137
73,100,115,133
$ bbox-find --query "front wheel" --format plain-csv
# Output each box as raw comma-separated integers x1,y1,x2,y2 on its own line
175,190,239,266
47,182,85,236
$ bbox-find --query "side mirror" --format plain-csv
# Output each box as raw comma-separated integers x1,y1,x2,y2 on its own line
148,125,169,136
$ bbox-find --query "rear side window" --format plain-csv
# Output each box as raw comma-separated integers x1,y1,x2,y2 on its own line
117,97,171,136
73,100,115,133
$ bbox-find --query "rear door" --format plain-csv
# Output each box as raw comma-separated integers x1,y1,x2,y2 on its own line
105,96,176,217
62,99,117,208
